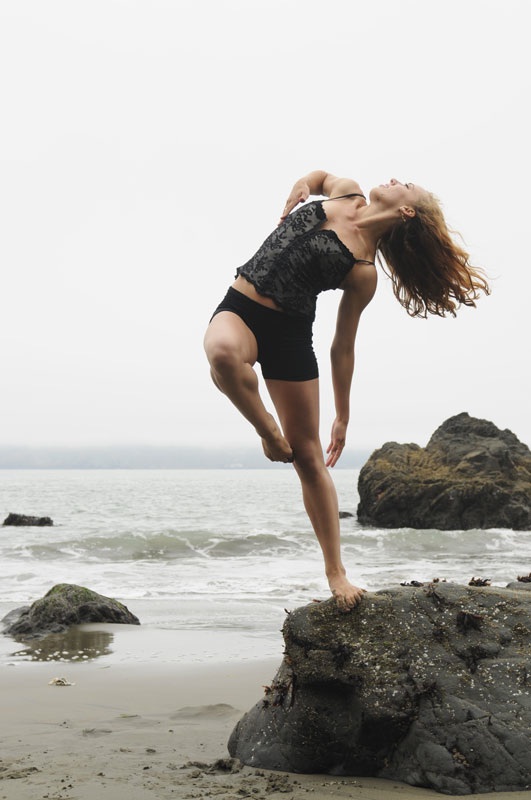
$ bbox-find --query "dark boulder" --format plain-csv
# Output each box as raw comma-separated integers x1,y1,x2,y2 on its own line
3,513,53,527
506,581,531,592
3,584,140,639
228,583,531,795
357,413,531,530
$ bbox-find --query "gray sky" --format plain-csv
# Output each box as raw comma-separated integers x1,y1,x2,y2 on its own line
1,0,529,453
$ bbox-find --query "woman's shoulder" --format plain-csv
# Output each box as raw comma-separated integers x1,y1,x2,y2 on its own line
338,263,378,313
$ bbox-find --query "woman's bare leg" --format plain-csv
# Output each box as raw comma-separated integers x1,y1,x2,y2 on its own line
204,312,293,462
266,377,364,610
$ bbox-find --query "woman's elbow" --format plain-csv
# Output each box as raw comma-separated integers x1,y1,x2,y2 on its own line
331,338,354,358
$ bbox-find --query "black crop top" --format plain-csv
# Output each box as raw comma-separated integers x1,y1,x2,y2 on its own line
236,194,374,319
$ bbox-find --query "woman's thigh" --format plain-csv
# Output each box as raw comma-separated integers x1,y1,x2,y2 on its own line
204,311,258,366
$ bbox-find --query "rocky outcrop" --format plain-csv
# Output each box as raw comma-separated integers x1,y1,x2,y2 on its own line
229,583,531,795
3,584,140,639
3,513,53,527
357,413,531,530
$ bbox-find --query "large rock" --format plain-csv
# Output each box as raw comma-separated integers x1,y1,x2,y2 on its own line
3,584,140,639
229,583,531,795
357,413,531,530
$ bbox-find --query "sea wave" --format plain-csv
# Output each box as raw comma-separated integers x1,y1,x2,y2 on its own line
1,469,530,610
2,529,310,564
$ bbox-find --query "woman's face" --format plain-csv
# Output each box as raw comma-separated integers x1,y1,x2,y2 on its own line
370,179,428,209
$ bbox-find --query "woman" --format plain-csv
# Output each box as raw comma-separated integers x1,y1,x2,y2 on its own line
203,171,490,610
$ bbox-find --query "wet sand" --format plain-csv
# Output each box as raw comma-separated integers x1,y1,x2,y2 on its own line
1,626,531,799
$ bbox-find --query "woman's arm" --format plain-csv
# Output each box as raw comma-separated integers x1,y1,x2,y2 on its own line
326,267,377,467
280,171,363,221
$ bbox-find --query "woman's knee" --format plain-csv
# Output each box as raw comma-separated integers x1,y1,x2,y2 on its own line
292,446,326,480
205,339,239,373
210,369,222,391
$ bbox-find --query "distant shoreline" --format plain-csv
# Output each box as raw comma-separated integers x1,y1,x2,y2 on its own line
0,445,371,470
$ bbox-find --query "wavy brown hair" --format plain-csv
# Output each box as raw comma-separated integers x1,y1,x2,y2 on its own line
377,194,490,317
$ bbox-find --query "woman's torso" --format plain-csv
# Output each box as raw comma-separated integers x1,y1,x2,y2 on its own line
233,194,375,319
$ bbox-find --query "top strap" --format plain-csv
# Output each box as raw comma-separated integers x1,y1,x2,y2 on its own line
323,192,366,201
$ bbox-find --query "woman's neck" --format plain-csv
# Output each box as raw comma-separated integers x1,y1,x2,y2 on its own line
353,205,400,247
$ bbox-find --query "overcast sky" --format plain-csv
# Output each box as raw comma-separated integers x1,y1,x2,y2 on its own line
1,0,529,455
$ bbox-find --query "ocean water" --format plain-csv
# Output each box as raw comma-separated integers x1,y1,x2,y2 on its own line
1,469,530,665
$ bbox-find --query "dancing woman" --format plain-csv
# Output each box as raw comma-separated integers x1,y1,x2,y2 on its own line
204,171,489,609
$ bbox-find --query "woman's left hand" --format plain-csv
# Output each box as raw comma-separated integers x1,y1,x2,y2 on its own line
326,418,348,468
279,180,310,223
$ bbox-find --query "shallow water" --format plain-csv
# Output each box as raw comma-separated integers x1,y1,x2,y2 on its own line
1,469,530,664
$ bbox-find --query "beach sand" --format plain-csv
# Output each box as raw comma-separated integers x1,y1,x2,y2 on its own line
2,624,531,800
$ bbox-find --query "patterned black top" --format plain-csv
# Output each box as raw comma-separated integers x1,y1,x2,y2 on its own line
236,197,374,320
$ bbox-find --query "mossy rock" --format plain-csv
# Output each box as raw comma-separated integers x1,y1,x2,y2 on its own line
357,413,531,530
3,583,140,639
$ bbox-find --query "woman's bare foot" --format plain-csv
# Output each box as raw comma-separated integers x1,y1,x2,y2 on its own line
259,414,294,463
261,434,294,463
328,571,365,612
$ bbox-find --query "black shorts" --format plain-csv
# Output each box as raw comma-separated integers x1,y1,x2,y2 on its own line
210,287,319,382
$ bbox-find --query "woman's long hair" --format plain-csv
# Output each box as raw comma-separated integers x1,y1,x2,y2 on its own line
377,194,490,317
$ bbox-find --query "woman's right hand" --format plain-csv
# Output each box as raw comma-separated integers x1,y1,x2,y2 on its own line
279,180,311,223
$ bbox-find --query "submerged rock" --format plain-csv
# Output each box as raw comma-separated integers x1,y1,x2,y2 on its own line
3,513,53,527
357,413,531,530
229,583,531,795
3,584,140,639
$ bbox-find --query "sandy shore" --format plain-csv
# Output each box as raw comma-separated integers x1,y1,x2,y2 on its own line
2,626,531,800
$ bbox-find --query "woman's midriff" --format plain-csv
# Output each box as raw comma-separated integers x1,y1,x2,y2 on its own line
231,276,284,312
